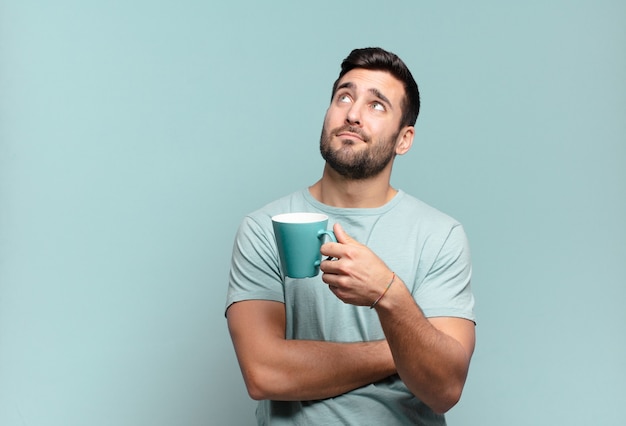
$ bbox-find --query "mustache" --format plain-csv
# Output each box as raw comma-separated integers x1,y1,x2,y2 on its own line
332,125,370,142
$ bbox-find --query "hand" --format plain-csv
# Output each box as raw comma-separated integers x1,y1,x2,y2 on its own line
320,223,394,306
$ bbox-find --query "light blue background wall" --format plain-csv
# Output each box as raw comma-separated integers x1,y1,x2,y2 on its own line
1,1,624,425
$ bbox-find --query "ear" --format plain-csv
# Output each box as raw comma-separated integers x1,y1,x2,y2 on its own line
395,126,414,156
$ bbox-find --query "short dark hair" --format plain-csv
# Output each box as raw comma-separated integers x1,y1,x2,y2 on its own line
331,47,420,127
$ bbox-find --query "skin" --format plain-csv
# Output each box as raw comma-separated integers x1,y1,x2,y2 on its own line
227,68,475,414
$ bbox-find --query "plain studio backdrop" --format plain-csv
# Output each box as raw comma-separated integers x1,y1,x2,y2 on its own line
1,1,624,425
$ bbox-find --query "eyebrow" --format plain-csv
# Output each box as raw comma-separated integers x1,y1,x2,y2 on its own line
335,82,393,109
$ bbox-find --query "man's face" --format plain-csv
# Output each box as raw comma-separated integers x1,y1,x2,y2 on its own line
320,68,407,180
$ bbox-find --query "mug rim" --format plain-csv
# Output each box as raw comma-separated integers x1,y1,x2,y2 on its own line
271,212,328,224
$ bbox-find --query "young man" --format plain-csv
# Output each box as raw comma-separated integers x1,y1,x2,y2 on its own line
226,47,476,425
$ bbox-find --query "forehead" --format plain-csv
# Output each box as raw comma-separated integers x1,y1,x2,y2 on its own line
335,69,405,103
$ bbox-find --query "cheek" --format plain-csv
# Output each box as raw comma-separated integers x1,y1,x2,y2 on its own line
323,111,332,127
325,106,345,126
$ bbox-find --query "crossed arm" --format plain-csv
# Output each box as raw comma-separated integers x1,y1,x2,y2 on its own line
227,300,395,401
227,223,475,413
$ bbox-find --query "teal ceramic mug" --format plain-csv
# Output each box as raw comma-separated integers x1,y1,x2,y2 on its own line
272,212,336,278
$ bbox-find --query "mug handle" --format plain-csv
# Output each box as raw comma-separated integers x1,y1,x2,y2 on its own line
317,229,336,243
315,230,337,265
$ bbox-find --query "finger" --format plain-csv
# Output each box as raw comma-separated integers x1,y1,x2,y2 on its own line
320,241,341,258
333,223,358,245
321,273,345,298
319,256,341,274
327,284,343,300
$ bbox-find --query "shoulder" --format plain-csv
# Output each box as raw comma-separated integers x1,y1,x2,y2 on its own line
244,189,309,226
390,192,470,260
395,191,462,229
236,188,313,240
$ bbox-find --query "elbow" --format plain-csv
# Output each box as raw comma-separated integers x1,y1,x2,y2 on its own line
428,383,463,414
246,383,267,401
241,365,281,401
242,369,268,401
404,375,464,414
430,396,460,415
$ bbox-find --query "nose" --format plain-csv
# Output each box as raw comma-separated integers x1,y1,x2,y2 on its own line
346,103,361,126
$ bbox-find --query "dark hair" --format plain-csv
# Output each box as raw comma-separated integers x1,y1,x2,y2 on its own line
331,47,420,127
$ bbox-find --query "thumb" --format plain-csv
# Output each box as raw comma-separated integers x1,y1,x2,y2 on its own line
333,223,359,245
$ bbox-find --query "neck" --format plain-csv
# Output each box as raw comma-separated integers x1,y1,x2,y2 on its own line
309,164,398,208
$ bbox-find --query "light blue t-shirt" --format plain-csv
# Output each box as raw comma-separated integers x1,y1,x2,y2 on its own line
226,188,475,425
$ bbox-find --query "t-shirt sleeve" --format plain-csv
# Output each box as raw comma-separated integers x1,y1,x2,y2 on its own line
413,224,475,322
225,215,285,314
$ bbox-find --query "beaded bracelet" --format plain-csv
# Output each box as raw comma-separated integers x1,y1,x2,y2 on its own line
370,272,396,309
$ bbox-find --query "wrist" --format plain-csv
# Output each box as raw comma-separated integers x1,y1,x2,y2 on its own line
371,274,408,312
370,272,396,309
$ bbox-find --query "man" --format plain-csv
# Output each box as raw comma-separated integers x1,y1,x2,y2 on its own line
226,47,475,425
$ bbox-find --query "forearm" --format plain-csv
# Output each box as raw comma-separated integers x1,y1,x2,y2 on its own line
227,300,395,402
373,277,473,413
246,338,394,401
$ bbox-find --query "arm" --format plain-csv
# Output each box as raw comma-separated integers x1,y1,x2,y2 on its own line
226,299,396,401
374,283,475,413
320,223,475,413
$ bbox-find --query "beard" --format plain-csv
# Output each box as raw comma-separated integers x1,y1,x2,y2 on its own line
319,124,399,180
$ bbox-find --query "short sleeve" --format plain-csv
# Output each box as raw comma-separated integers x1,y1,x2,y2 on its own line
225,215,284,314
413,224,475,322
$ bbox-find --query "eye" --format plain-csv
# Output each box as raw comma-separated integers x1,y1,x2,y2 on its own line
337,94,352,104
371,101,385,111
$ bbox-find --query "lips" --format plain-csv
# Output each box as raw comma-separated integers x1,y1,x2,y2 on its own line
334,126,368,142
337,131,364,141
